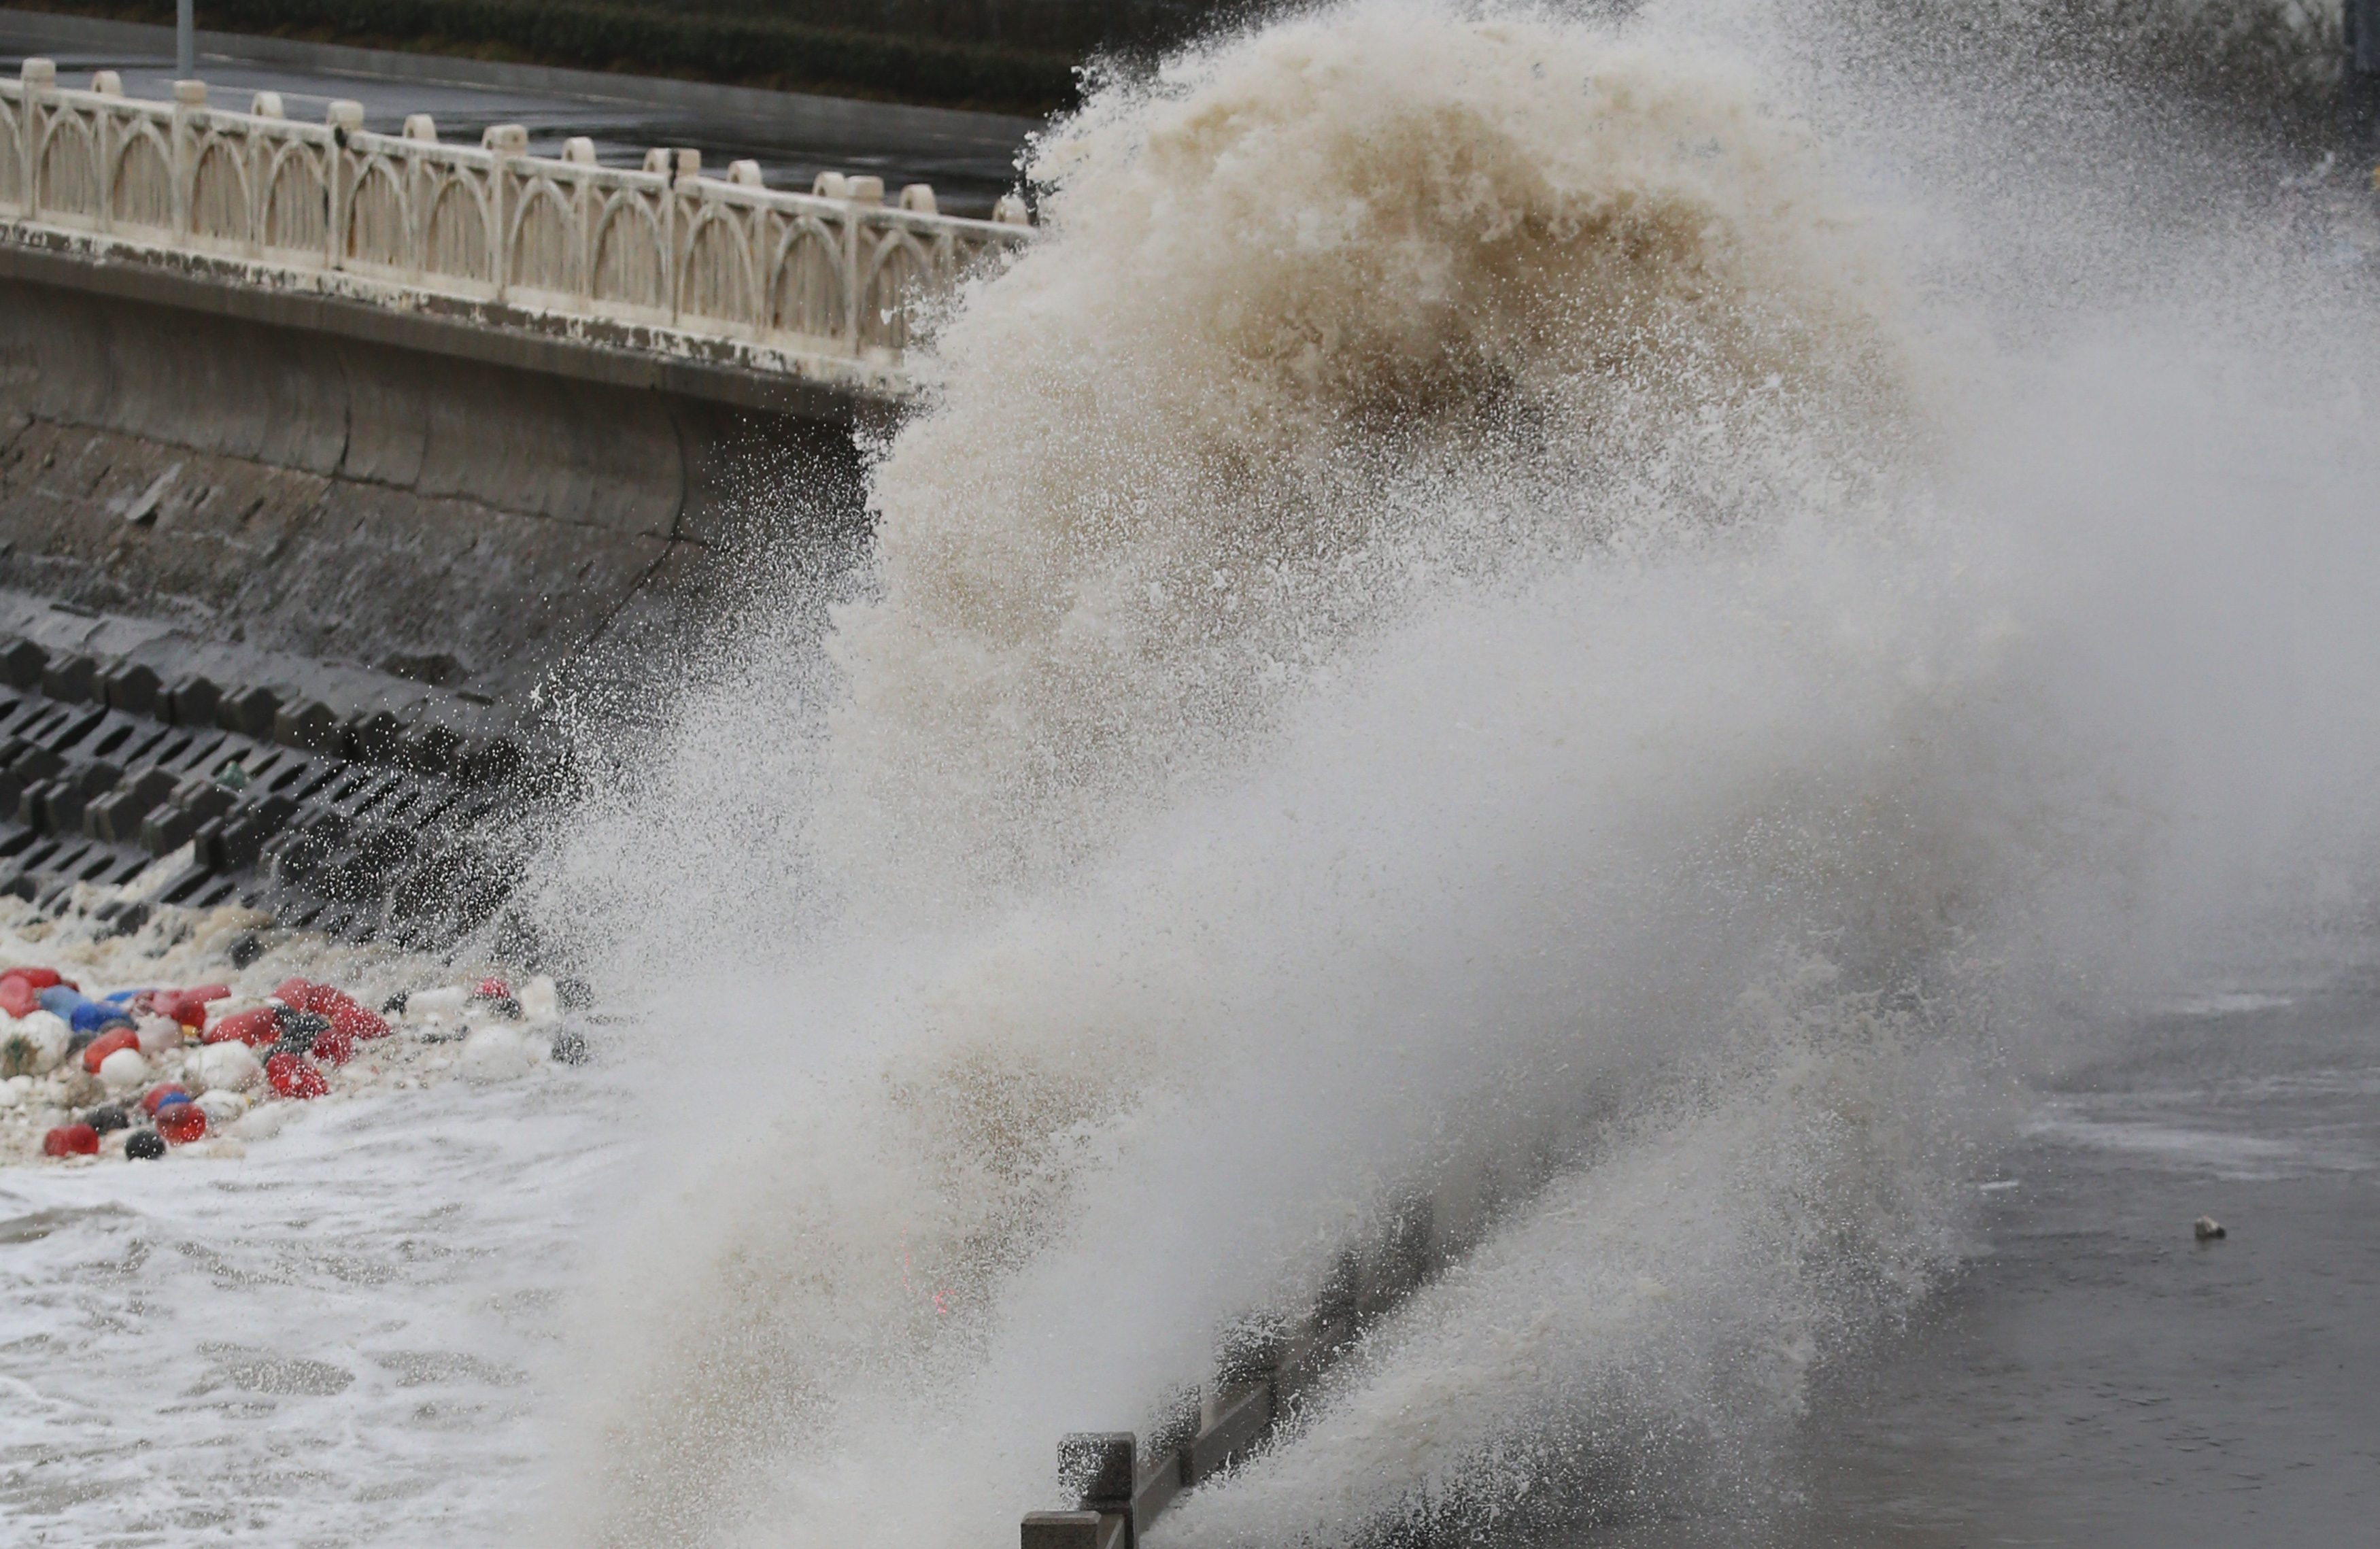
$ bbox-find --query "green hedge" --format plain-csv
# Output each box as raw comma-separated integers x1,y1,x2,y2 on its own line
14,0,1090,112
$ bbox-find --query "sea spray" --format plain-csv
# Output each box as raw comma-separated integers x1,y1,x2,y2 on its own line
1155,972,1975,1548
828,1,1915,910
536,9,1961,1538
530,1,2380,1546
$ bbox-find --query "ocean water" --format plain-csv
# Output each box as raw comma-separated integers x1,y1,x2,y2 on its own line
1771,975,2380,1548
0,1061,626,1545
8,0,2380,1544
5,968,2369,1544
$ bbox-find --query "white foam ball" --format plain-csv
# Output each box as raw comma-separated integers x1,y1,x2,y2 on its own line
518,976,561,1025
133,1015,182,1057
1,1011,70,1077
194,1042,262,1093
231,1105,289,1140
97,1046,148,1091
194,1089,250,1127
407,985,468,1017
458,1025,534,1083
0,1074,31,1106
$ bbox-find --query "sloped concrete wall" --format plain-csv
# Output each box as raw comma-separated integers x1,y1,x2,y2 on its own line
0,277,865,698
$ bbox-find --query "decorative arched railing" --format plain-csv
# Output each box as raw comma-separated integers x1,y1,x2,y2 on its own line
0,58,1033,396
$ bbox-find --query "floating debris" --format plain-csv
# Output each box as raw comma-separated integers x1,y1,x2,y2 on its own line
4,949,580,1164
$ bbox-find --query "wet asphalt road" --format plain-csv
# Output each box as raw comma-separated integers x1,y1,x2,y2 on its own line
0,19,1038,215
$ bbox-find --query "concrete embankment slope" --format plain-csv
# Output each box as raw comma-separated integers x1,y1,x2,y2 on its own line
0,270,866,702
0,256,868,949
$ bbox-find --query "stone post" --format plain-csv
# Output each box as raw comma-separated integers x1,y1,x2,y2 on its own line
171,79,205,240
484,124,528,297
1019,1512,1102,1549
21,59,54,222
560,138,595,305
667,149,699,322
242,92,281,261
838,173,862,347
1055,1432,1136,1549
326,99,363,271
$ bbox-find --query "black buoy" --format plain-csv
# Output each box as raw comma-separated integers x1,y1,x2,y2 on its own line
125,1129,166,1160
84,1102,129,1134
270,1010,328,1059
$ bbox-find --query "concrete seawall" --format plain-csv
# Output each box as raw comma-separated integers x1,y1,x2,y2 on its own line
0,270,865,699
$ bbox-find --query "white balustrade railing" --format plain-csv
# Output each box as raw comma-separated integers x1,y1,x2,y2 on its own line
0,57,1032,388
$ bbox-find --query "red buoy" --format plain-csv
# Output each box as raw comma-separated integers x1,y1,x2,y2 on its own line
81,1027,141,1074
315,989,390,1041
140,1083,192,1117
154,984,231,1027
265,1052,328,1100
309,1024,357,1067
41,1123,99,1157
156,1104,208,1144
0,967,69,1017
203,1008,280,1047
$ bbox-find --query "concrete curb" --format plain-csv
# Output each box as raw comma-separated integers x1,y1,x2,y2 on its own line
0,233,879,422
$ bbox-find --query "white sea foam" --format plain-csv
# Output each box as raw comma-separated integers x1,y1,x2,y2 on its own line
0,1070,624,1542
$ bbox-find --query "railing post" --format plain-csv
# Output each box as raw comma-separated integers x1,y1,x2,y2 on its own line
726,160,766,337
1027,1332,1285,1549
563,137,596,308
171,78,204,240
843,175,885,356
18,58,48,222
1037,1432,1134,1549
483,124,526,300
401,116,435,283
747,193,766,338
325,99,362,271
840,201,861,350
667,148,698,324
245,90,281,258
1019,1512,1104,1549
398,137,421,278
87,84,107,235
